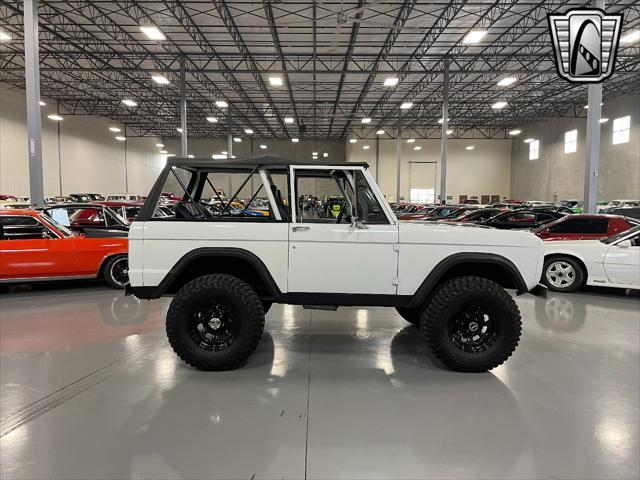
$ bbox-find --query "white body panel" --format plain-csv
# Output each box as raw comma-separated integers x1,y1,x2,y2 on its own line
544,239,640,289
397,222,544,295
129,221,290,291
287,223,398,294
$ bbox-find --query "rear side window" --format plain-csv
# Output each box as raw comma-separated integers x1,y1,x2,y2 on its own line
548,218,608,234
0,216,44,240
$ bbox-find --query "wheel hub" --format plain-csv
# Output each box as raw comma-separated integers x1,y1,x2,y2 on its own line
208,317,222,330
468,321,479,332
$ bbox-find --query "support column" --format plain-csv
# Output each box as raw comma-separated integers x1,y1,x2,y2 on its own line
395,111,402,203
375,135,380,183
180,60,187,157
24,0,44,205
227,105,233,197
583,0,605,213
439,58,449,205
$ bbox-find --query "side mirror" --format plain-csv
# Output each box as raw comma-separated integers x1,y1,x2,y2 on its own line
350,216,369,230
617,239,632,248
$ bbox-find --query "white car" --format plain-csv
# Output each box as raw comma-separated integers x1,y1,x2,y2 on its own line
128,156,546,373
106,193,143,202
542,226,640,292
598,199,640,212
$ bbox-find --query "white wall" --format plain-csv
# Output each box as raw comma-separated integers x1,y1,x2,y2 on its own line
0,83,164,197
347,138,512,203
510,93,640,202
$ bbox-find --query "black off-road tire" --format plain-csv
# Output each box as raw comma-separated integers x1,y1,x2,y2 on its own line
395,307,421,327
421,276,521,373
542,256,584,293
166,274,265,371
103,255,129,289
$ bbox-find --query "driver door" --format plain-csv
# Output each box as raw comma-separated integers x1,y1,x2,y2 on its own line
604,232,640,286
287,166,399,295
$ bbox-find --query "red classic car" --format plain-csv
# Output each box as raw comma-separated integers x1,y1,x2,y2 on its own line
533,214,638,241
0,209,129,288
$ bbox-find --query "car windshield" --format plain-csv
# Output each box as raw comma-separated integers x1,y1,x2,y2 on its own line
600,225,640,244
39,212,74,237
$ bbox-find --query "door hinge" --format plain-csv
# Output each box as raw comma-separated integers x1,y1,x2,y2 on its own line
393,244,400,252
392,278,399,286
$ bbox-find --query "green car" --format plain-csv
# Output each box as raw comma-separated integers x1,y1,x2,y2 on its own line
570,201,608,214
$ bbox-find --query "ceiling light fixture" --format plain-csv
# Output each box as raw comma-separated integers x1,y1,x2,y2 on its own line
47,114,63,121
491,101,508,110
400,102,413,110
284,117,294,124
0,31,11,42
215,100,228,108
600,118,609,123
122,99,138,107
508,129,522,136
323,152,328,158
465,145,475,150
108,127,121,133
462,29,487,44
376,130,385,135
188,154,195,158
414,146,422,151
438,117,450,124
361,117,371,124
497,77,517,87
446,129,453,135
177,128,183,133
151,74,170,85
221,151,228,155
621,30,640,44
244,128,254,134
291,138,299,143
161,150,168,154
260,144,267,149
206,117,218,123
523,138,535,144
269,76,284,87
39,100,46,106
140,26,166,41
156,143,164,148
233,137,242,142
406,138,415,143
363,145,370,150
349,138,358,143
384,77,399,87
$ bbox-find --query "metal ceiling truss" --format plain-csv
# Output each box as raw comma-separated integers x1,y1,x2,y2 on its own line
0,0,638,139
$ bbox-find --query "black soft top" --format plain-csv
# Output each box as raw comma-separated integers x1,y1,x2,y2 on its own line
167,154,368,171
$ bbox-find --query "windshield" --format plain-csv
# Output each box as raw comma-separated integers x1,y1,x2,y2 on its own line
40,212,74,237
600,225,640,244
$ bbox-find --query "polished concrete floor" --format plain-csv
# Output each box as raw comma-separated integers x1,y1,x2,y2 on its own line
0,284,638,480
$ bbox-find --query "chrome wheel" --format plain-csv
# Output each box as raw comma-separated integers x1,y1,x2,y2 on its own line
109,257,129,287
545,261,576,289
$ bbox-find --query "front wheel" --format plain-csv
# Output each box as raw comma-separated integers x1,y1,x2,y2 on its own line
542,256,584,293
103,255,129,289
166,274,265,371
421,276,521,372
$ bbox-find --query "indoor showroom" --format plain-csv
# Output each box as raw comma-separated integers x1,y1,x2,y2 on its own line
1,1,640,480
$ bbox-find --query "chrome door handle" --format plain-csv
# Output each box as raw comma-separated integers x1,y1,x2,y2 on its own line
292,226,310,232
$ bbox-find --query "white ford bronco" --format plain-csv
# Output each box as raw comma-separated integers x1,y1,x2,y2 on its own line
128,155,546,372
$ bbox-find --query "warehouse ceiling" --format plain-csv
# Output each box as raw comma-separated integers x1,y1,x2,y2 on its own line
1,0,639,139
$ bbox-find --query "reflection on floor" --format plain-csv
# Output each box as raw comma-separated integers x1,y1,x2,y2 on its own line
1,284,638,479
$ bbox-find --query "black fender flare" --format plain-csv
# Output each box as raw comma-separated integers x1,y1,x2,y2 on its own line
131,247,283,300
406,252,528,308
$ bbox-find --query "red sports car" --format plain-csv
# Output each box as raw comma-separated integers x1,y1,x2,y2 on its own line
534,214,638,241
0,209,129,288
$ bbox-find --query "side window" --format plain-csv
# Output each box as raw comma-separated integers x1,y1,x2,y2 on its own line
294,168,388,224
0,216,45,240
549,218,608,234
506,213,535,223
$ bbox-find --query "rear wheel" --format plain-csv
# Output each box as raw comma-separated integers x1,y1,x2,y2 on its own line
542,256,584,293
395,307,421,327
103,255,129,289
421,276,521,372
166,274,265,371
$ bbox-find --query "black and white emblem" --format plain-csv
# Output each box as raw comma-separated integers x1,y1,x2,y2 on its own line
548,9,623,83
